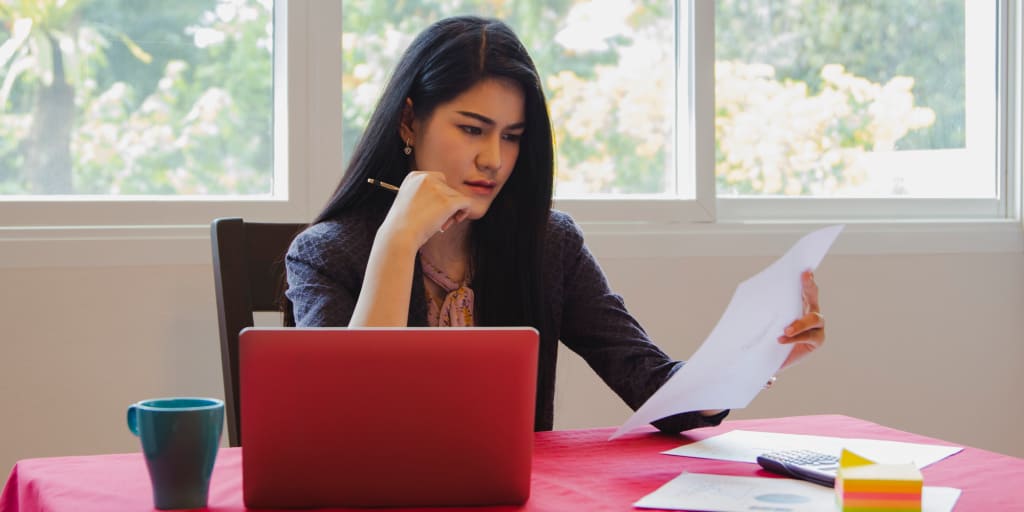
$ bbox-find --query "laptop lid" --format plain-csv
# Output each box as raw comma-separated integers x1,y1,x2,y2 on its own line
239,327,539,508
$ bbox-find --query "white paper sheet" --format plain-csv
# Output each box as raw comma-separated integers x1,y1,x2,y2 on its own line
611,225,845,439
663,430,963,468
634,472,962,512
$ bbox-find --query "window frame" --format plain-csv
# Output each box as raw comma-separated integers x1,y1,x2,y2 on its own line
0,0,342,228
713,0,1012,223
553,0,716,224
0,0,1021,268
561,0,1017,225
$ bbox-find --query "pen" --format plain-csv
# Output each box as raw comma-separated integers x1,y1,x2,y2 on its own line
367,178,400,192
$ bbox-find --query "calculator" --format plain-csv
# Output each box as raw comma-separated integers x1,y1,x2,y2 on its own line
756,449,839,487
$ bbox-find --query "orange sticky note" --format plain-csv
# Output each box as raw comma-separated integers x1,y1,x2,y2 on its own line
835,449,923,511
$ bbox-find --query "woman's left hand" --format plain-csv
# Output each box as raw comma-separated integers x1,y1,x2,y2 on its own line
778,270,825,370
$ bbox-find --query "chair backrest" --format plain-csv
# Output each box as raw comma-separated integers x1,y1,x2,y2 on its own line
211,217,306,446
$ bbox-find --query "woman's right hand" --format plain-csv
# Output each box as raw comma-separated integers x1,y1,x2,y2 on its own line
352,171,469,327
378,171,472,250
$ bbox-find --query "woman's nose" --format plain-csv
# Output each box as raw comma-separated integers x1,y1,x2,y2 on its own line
475,135,502,172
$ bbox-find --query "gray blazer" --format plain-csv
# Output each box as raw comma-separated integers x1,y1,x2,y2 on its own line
285,209,728,432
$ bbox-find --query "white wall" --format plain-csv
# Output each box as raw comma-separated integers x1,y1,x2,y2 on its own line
556,251,1024,456
2,245,1023,478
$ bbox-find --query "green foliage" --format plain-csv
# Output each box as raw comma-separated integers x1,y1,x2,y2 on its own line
0,0,968,197
716,0,965,150
715,61,936,195
1,0,272,194
343,0,675,194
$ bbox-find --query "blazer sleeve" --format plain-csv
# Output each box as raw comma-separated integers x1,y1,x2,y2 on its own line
552,213,728,433
284,221,368,327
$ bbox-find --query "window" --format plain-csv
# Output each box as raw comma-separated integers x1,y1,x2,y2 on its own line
714,0,1007,221
342,0,1016,223
0,0,1019,236
0,0,342,227
717,0,989,199
340,1,714,222
342,0,680,198
0,0,274,196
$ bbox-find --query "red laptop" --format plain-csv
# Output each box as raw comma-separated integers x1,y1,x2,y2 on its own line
238,327,539,508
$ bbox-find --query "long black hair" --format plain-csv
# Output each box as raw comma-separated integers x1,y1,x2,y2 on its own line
314,16,554,329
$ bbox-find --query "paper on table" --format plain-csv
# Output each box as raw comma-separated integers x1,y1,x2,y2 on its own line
663,430,963,468
634,472,961,512
610,225,845,439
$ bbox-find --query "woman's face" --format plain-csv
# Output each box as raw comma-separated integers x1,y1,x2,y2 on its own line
402,78,526,220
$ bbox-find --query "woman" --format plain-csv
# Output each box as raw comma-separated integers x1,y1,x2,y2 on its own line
285,16,825,432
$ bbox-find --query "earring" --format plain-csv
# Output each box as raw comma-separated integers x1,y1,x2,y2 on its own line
403,139,413,156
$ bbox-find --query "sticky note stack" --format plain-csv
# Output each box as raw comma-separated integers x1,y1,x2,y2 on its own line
834,449,923,511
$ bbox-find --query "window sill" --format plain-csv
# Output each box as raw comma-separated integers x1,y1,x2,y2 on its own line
0,219,1020,269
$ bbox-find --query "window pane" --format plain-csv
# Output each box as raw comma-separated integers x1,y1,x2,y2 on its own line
715,0,996,198
342,0,677,196
0,0,273,196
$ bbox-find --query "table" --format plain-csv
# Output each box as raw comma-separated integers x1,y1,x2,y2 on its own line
3,414,1022,511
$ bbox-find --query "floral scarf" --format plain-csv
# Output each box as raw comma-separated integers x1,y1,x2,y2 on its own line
420,253,474,327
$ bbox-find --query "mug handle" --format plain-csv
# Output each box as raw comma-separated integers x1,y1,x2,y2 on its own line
127,405,140,437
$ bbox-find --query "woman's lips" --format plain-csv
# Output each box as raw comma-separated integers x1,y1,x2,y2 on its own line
464,180,497,195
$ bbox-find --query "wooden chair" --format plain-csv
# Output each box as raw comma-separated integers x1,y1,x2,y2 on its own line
210,217,306,447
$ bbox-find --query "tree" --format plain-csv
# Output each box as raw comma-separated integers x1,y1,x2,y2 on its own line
716,0,964,150
0,0,273,195
1,0,87,193
1,0,963,197
716,61,935,195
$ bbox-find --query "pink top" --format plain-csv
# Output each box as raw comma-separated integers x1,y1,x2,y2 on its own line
420,253,474,327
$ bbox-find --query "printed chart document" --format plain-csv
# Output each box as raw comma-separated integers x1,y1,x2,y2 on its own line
611,225,845,439
634,472,961,512
663,430,963,468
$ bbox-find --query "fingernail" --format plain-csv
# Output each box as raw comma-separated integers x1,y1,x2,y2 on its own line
784,327,794,336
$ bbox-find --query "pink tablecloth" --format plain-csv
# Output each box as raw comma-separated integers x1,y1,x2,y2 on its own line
3,414,1022,511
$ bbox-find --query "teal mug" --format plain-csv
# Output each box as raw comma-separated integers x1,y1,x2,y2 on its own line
127,397,224,510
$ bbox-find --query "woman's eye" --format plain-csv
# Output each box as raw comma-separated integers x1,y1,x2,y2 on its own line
503,133,523,143
460,125,482,135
